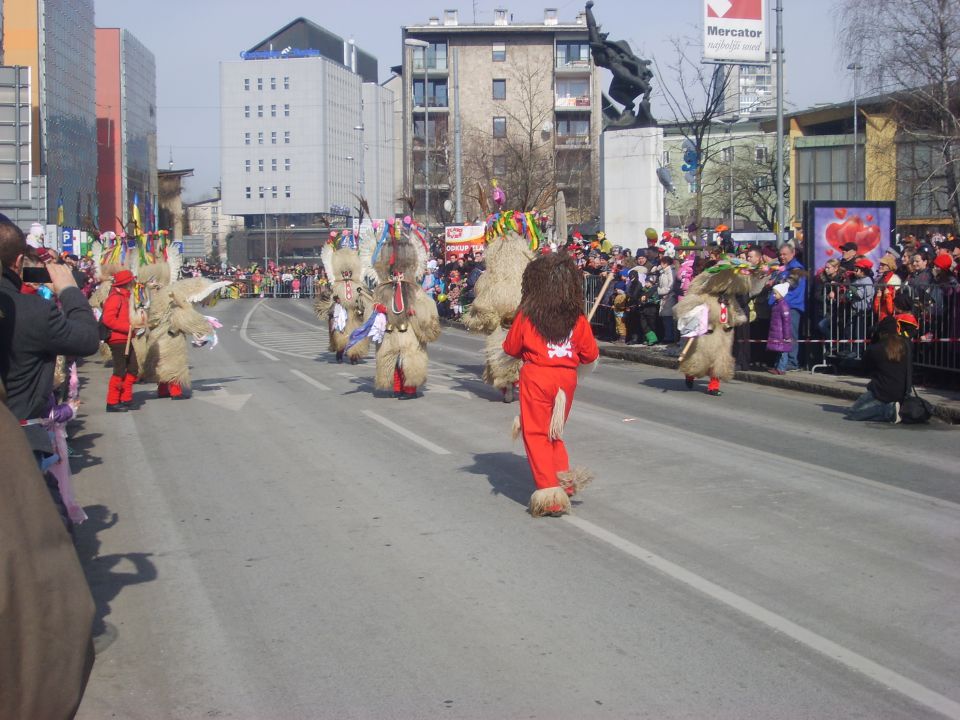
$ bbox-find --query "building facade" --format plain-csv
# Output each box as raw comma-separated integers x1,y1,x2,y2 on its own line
2,0,97,229
401,7,602,228
96,27,158,235
220,18,394,263
719,54,780,119
184,193,245,262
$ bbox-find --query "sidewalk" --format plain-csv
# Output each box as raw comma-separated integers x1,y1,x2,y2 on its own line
598,340,960,424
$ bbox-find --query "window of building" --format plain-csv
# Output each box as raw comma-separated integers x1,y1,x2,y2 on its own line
243,78,250,91
556,42,589,68
258,187,265,199
271,104,277,117
284,158,291,171
897,141,948,218
688,180,699,194
662,150,671,164
411,41,448,70
556,114,590,145
257,78,263,90
257,131,264,145
723,146,734,162
492,79,506,100
493,154,507,176
271,131,277,144
258,159,264,172
244,132,251,145
492,42,506,62
283,76,290,90
270,77,276,90
285,185,291,198
245,186,251,199
244,105,250,118
413,79,449,108
556,78,590,107
493,117,506,138
271,158,277,171
271,186,278,199
284,131,291,144
796,144,863,207
413,114,448,144
755,145,768,163
245,159,251,173
284,104,290,117
257,105,263,118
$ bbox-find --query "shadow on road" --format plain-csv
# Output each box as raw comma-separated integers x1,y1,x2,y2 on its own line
461,451,531,508
640,377,689,393
65,420,102,472
75,505,158,652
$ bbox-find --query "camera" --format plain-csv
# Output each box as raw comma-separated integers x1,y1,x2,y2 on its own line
22,266,52,284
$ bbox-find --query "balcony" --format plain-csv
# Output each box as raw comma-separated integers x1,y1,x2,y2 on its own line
556,134,592,148
412,95,449,110
555,59,591,75
555,95,592,110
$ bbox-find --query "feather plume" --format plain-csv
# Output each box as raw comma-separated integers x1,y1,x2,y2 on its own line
476,182,490,216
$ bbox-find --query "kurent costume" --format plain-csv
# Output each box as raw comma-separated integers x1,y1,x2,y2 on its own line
674,257,767,396
314,230,375,364
503,252,599,517
367,217,441,398
461,211,538,402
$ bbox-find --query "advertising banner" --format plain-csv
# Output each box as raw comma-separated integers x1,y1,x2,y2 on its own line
804,201,896,275
704,0,766,64
444,225,485,263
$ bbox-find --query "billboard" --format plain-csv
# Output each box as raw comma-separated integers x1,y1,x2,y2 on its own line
704,0,767,64
444,225,485,263
804,201,896,275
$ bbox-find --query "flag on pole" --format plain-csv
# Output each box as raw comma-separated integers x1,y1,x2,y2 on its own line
56,189,64,226
132,192,141,234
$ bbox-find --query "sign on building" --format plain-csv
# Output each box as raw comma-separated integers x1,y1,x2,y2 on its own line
181,234,207,258
703,0,766,64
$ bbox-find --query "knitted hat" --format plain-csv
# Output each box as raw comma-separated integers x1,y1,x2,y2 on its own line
854,257,874,270
773,282,790,298
112,269,135,286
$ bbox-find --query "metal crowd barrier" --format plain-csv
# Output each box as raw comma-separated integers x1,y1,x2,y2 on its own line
812,280,959,374
583,274,612,333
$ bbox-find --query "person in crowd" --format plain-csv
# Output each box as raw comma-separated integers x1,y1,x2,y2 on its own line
843,258,876,345
0,218,99,455
766,282,794,375
838,242,859,273
611,282,629,344
845,316,908,423
873,252,902,321
815,257,844,340
656,255,677,343
503,251,599,518
768,242,806,371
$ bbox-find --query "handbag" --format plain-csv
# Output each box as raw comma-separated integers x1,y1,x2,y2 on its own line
900,350,933,424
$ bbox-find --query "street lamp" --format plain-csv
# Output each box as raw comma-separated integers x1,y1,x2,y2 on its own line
258,186,268,270
354,124,366,197
714,115,740,230
847,62,863,200
405,38,430,228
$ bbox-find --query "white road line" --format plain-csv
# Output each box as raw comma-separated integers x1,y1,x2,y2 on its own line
259,350,279,362
259,303,326,330
564,514,960,720
289,369,330,391
362,410,451,455
336,372,356,378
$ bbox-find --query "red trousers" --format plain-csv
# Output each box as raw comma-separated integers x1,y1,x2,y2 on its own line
393,367,416,396
518,364,578,490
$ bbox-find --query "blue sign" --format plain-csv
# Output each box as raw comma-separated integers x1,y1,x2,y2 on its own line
61,228,74,254
240,48,321,60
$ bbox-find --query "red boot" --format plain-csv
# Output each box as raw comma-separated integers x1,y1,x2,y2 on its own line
707,377,722,396
106,376,126,412
157,382,170,398
169,382,185,399
120,373,137,407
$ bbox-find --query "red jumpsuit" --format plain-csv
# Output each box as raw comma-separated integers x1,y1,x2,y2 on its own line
102,285,139,408
503,312,599,499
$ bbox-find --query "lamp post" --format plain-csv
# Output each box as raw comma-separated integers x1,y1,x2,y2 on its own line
258,186,268,270
847,62,863,200
274,215,279,265
354,124,366,197
714,115,740,230
405,38,430,228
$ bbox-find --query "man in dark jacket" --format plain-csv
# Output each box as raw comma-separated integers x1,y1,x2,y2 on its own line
0,219,99,451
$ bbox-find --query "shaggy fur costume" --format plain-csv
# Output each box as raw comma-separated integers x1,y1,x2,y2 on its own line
314,243,373,362
462,232,534,393
673,266,766,384
370,224,440,394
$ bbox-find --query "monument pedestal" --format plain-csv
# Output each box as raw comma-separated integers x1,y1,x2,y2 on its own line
600,127,664,249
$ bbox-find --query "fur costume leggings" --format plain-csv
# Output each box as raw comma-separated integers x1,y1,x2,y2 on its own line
519,364,577,492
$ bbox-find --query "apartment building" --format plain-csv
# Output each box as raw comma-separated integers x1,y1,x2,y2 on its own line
401,7,601,227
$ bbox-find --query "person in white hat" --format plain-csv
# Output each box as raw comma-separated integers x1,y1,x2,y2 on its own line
766,282,794,375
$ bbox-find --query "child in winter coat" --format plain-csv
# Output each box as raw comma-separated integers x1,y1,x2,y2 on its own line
766,282,793,374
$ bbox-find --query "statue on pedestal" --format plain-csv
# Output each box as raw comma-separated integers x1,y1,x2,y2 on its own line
585,1,657,130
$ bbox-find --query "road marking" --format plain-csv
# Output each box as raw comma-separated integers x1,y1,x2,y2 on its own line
259,350,278,362
194,387,252,412
259,303,325,330
362,410,451,455
337,372,356,378
564,514,960,720
290,369,330,391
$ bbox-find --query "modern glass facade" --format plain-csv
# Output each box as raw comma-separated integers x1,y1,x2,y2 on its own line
120,30,157,226
796,141,864,211
42,0,97,226
897,140,950,219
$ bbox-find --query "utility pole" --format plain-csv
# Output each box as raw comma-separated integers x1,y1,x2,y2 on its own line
775,0,785,245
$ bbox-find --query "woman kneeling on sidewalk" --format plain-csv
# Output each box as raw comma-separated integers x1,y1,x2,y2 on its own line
846,316,908,424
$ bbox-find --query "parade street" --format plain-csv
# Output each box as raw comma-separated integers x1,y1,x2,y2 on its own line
74,299,960,720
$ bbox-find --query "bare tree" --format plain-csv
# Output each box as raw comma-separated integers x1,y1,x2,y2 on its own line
836,0,960,231
654,38,736,228
701,140,790,232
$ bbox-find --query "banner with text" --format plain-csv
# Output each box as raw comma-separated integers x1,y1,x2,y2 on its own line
703,0,766,64
444,225,486,263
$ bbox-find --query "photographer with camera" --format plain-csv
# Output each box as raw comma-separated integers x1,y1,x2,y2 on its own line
0,218,99,456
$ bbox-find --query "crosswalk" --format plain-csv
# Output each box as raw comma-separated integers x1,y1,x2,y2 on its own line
244,329,329,359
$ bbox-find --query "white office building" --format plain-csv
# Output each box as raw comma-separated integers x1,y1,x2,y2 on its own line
220,19,393,262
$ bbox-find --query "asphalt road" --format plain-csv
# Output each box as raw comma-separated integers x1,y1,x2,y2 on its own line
74,298,960,720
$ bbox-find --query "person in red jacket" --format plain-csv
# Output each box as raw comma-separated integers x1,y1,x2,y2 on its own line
101,269,139,411
503,251,599,517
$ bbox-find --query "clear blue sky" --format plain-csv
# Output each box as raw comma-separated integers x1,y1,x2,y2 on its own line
95,0,847,201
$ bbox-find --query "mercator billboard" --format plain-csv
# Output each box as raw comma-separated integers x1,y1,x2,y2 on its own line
704,0,767,64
